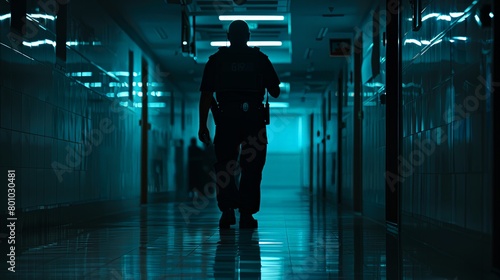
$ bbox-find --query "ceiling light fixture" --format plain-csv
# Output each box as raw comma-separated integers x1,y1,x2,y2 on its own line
247,22,258,30
269,102,289,108
210,41,282,47
452,36,468,41
219,15,284,21
155,27,169,40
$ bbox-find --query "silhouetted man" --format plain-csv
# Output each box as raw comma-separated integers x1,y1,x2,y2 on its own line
198,20,280,229
188,137,204,196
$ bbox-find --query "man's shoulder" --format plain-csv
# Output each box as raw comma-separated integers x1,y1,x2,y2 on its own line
250,47,269,58
208,47,229,60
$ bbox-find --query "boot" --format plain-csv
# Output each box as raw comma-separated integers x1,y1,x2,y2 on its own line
219,209,236,229
239,213,258,229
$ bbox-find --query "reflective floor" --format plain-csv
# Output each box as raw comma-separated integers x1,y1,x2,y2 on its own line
4,186,497,279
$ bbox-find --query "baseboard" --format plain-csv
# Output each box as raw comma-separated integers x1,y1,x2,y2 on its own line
0,191,176,255
11,191,177,230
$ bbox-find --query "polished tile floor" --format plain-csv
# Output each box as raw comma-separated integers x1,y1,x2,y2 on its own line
4,186,497,279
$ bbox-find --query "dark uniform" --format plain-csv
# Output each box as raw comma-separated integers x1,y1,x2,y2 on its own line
200,45,280,215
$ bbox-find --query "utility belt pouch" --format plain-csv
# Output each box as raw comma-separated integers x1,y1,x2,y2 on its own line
263,103,270,125
263,91,270,125
210,97,221,125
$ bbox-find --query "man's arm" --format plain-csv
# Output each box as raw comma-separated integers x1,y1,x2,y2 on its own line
198,91,212,143
198,55,216,144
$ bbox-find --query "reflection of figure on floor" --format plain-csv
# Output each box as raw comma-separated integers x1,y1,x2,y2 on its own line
174,139,185,195
188,137,204,196
214,229,261,280
239,229,261,279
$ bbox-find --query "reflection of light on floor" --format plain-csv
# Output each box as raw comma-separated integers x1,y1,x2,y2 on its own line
261,255,285,280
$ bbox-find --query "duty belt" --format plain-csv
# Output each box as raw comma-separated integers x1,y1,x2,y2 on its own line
220,101,263,112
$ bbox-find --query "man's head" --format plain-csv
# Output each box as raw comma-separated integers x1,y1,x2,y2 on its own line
227,20,250,45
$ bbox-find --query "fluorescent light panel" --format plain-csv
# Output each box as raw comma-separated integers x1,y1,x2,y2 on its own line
316,27,328,40
449,12,464,18
210,41,282,47
452,36,468,41
219,15,284,21
0,13,56,21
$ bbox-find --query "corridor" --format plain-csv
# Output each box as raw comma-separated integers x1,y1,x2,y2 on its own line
1,0,500,278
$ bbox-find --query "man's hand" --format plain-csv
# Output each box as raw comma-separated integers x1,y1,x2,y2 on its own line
199,91,213,143
198,126,211,144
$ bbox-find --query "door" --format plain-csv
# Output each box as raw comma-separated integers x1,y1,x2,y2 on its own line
492,0,500,273
353,34,363,213
309,114,314,194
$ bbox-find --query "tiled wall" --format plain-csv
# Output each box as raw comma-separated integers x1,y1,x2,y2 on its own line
0,0,186,221
329,0,492,268
361,104,386,221
342,0,493,233
400,0,493,235
339,0,387,210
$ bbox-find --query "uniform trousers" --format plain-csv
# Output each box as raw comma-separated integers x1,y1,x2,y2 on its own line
213,103,267,214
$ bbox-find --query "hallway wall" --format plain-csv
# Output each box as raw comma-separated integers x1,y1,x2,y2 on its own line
332,0,494,269
330,0,388,219
0,0,185,227
360,1,387,223
325,94,339,200
341,105,354,205
263,113,305,188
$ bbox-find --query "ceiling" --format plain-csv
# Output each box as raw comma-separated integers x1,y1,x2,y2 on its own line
105,0,373,108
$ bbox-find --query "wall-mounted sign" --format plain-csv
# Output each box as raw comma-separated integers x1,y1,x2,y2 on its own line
329,38,351,57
